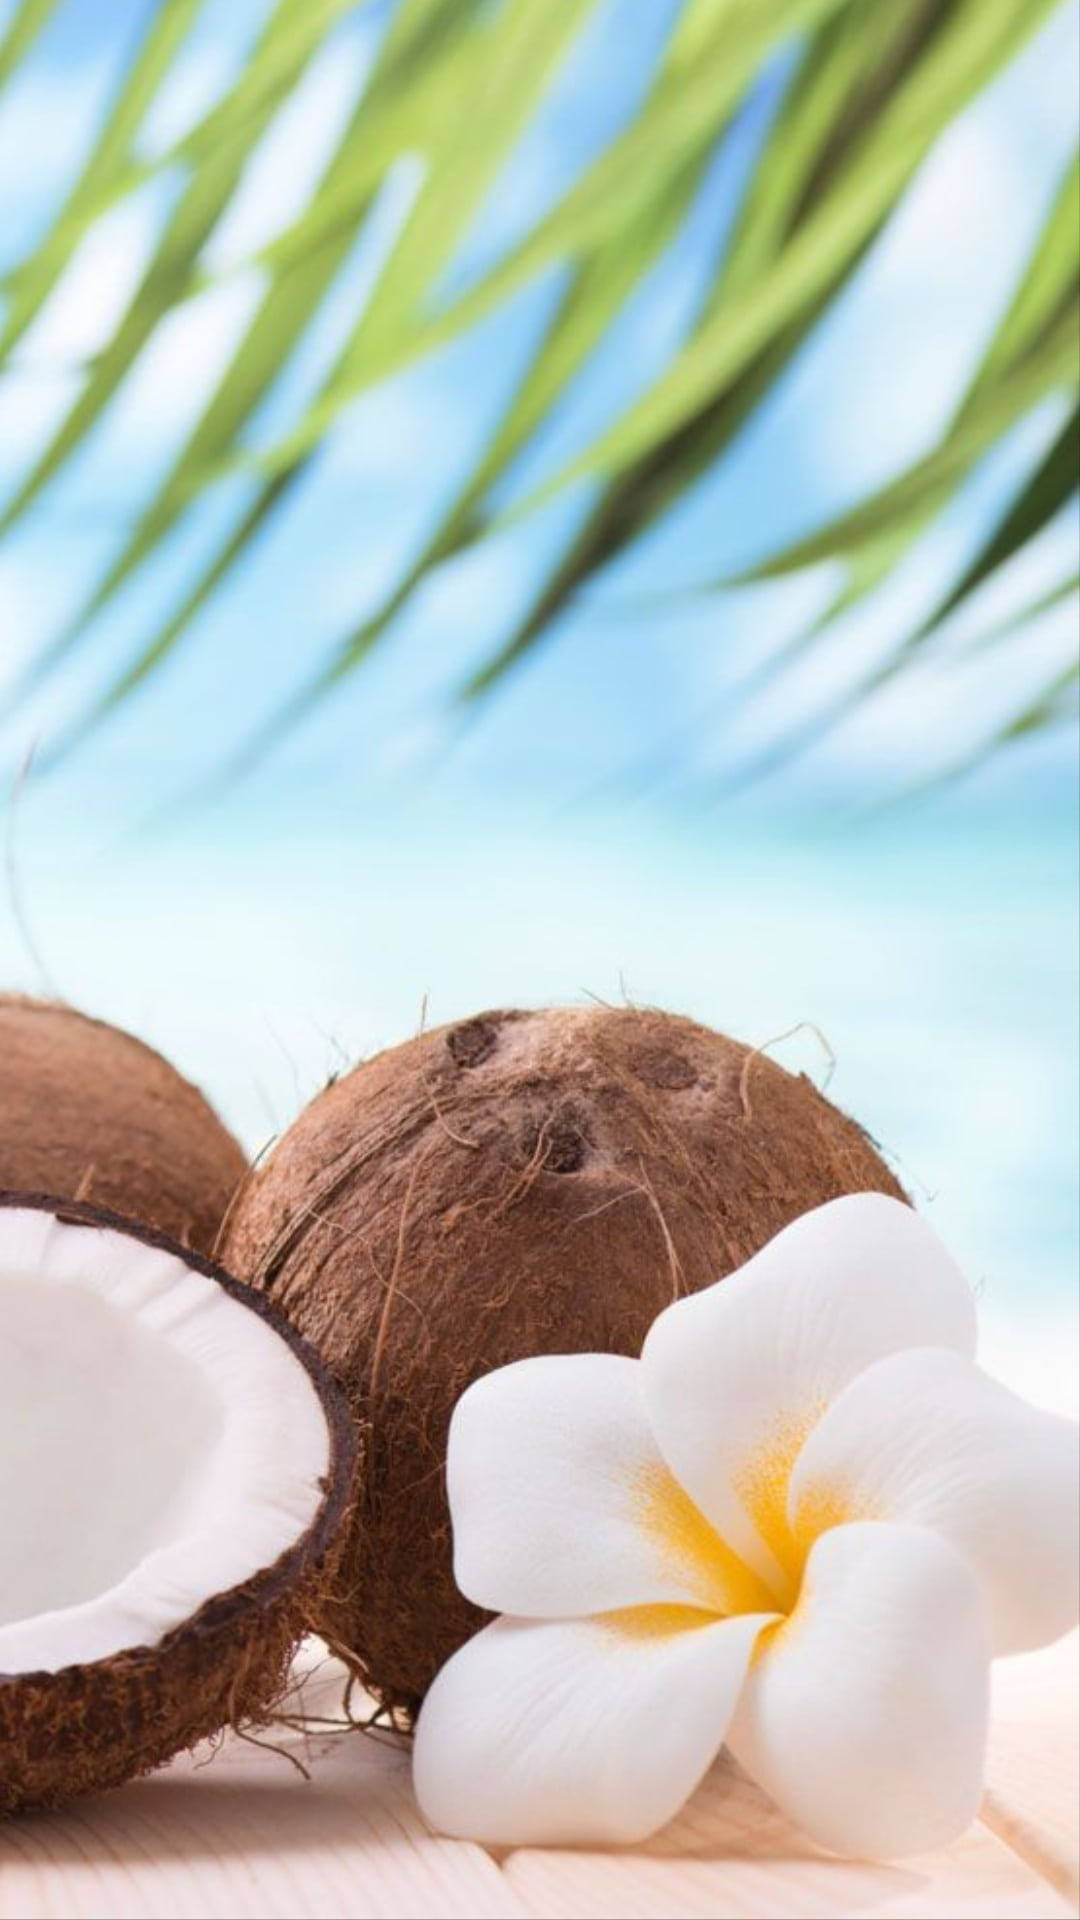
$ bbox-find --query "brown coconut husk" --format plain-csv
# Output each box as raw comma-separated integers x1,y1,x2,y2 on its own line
223,1004,906,1720
0,994,247,1256
0,1196,358,1815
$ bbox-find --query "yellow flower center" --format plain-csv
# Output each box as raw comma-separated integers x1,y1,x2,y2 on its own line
732,1410,823,1604
636,1461,777,1616
602,1421,855,1643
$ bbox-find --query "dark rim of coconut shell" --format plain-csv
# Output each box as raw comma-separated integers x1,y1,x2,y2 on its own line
0,1189,358,1688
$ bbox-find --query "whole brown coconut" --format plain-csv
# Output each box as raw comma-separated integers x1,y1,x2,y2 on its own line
0,995,247,1256
223,1005,905,1718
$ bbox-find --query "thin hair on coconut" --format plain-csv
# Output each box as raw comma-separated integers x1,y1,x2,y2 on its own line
576,1029,721,1263
563,1162,686,1302
212,1134,277,1262
486,1123,553,1221
263,1015,306,1117
595,1047,711,1205
416,995,484,1151
368,1142,430,1401
738,1020,838,1121
630,1155,686,1302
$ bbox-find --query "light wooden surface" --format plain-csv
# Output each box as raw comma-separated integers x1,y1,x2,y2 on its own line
2,1633,1075,1920
984,1635,1080,1911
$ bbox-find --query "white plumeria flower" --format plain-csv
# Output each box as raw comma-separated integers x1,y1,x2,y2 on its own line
413,1194,1079,1858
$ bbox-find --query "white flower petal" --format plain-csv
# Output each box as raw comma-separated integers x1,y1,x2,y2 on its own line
414,1606,773,1846
789,1347,1080,1654
729,1521,991,1859
449,1353,773,1618
641,1194,975,1594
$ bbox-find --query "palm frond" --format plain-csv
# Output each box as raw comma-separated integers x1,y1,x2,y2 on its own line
0,0,361,541
740,305,1077,579
7,0,484,687
44,0,618,754
501,0,1060,508
237,0,1000,720
0,0,204,363
0,0,1075,788
457,0,1064,696
0,0,59,96
960,568,1079,657
911,403,1078,638
723,149,1080,639
929,655,1080,795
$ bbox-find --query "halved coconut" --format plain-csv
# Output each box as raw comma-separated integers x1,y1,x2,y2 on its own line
0,1194,355,1814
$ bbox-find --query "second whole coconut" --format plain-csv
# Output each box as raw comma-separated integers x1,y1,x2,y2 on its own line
0,995,246,1256
223,1004,905,1717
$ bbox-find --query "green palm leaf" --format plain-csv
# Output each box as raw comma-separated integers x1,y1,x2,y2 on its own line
179,0,979,730
912,402,1078,637
720,149,1080,645
0,0,203,363
928,655,1079,795
8,0,485,691
961,569,1079,656
0,0,60,96
67,0,861,758
240,0,852,479
0,0,358,540
737,306,1077,578
41,0,614,755
0,0,1075,787
502,0,1060,509
0,0,377,312
454,0,1062,698
966,155,1079,400
454,0,964,696
692,322,1078,792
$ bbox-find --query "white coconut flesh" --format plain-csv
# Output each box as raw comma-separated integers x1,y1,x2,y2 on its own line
0,1206,330,1676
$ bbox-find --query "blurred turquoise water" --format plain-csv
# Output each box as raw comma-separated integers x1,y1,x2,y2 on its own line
3,771,1076,1409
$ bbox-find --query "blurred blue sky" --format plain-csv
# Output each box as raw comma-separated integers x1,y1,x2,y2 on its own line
0,0,1076,1404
